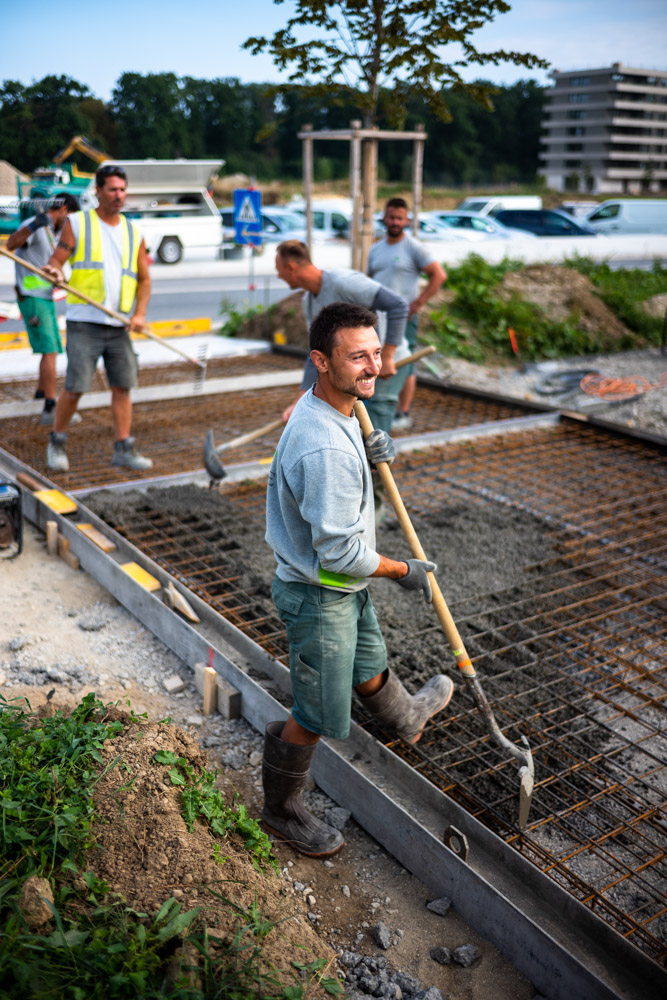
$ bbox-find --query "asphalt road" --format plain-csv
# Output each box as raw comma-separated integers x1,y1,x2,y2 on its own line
0,273,292,333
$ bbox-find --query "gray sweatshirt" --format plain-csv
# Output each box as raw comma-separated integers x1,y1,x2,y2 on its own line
266,388,380,591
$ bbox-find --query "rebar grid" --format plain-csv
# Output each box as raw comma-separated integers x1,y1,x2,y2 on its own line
0,351,303,402
2,385,530,492
86,419,665,966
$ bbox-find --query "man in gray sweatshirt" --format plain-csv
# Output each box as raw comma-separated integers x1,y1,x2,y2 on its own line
275,240,409,433
263,301,454,857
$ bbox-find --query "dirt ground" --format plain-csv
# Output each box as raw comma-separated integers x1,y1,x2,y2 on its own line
1,521,540,1000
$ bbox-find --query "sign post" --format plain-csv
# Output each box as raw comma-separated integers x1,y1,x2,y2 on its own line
233,188,262,301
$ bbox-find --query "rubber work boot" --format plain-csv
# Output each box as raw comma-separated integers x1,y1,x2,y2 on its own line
111,437,153,471
47,431,69,472
261,722,344,858
359,668,454,744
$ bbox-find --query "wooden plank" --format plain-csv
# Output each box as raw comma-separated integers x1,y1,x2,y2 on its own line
120,561,161,592
34,489,78,515
77,522,117,553
46,520,58,556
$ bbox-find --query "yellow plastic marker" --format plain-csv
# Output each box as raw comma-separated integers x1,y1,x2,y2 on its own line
33,489,78,515
77,523,117,553
120,562,161,592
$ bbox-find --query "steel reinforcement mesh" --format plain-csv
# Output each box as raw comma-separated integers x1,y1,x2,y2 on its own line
2,384,531,492
85,419,666,967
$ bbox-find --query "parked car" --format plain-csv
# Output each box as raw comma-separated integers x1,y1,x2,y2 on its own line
373,212,467,241
219,205,307,246
493,209,597,237
288,198,352,239
585,199,667,235
424,210,537,241
456,195,542,217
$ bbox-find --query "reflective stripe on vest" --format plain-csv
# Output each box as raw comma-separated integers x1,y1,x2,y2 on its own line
67,210,139,314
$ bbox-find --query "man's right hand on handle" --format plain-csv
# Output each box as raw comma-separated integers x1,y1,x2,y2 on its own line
395,559,436,602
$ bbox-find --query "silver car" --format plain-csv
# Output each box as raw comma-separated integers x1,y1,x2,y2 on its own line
424,210,537,241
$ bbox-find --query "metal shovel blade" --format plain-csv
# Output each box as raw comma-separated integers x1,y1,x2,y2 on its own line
203,429,226,484
518,739,535,830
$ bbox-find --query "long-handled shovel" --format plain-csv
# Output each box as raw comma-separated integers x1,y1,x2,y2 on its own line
203,345,437,484
0,247,207,377
354,400,535,829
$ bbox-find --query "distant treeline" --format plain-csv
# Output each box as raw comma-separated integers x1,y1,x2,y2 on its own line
0,73,544,187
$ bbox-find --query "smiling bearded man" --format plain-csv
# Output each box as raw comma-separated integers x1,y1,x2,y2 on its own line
262,301,455,857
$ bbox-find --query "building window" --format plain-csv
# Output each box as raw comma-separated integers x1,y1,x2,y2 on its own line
567,110,589,120
611,73,624,83
566,143,584,151
570,77,591,87
568,127,586,136
565,159,582,168
569,93,590,104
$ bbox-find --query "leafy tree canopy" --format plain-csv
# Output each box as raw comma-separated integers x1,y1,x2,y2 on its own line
244,0,549,127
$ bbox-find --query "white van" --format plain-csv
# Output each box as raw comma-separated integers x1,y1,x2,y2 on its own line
98,159,224,263
456,195,542,217
288,197,352,239
585,199,667,236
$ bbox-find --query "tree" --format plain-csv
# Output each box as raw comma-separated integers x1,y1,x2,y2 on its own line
0,75,100,172
244,0,549,128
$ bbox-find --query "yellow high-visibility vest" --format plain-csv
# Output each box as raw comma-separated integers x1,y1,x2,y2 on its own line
67,210,140,314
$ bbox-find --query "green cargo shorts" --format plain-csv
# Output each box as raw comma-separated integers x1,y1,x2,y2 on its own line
18,297,62,355
272,576,387,740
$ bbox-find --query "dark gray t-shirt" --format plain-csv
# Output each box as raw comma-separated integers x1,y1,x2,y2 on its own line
367,234,434,302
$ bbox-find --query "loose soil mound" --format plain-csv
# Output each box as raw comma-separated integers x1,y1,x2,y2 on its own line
242,290,308,347
85,708,334,991
497,265,632,344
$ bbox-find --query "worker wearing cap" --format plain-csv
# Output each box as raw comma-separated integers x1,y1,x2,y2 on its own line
262,301,454,857
42,164,152,474
368,198,446,431
7,193,80,424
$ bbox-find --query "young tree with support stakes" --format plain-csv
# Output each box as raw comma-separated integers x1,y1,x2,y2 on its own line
244,0,549,129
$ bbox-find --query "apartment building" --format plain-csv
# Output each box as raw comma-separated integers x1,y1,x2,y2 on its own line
540,63,667,193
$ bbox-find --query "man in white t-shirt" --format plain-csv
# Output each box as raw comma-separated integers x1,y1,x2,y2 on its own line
43,164,152,473
7,193,79,424
368,199,446,430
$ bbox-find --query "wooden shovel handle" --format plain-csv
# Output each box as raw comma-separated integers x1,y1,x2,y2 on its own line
0,246,204,368
354,399,475,680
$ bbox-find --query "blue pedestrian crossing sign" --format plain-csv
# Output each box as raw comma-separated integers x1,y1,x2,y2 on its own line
233,189,262,245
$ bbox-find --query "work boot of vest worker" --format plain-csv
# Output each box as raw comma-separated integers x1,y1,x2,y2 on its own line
111,436,153,471
261,722,344,858
359,668,454,744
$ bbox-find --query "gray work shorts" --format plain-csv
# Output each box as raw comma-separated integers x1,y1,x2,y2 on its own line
64,320,138,394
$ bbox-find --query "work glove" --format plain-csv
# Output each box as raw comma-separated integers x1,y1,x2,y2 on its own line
364,429,396,467
27,212,49,233
396,559,436,602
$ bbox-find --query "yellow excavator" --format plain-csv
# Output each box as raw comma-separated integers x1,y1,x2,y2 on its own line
53,135,109,178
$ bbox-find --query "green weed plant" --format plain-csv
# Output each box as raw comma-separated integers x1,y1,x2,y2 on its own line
0,695,341,999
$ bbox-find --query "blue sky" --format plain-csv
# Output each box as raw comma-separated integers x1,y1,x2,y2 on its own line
3,0,666,98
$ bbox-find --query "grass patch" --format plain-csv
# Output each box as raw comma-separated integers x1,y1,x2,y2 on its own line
0,694,340,999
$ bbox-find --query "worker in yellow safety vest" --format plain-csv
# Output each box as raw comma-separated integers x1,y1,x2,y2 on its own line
43,164,152,473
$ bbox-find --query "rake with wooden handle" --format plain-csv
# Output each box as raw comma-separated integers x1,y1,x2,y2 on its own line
354,399,535,829
0,246,207,379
